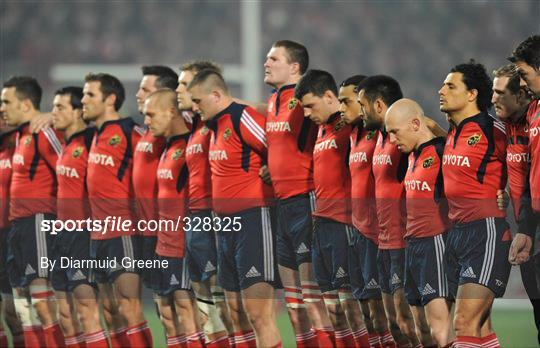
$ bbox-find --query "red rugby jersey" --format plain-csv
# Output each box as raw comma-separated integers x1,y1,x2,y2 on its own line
206,102,273,215
349,124,379,243
266,85,317,199
0,129,17,228
313,112,352,224
86,118,144,239
372,130,408,249
156,134,190,258
505,114,529,220
404,137,450,239
442,112,507,223
186,116,212,212
527,100,540,212
10,123,63,220
132,129,166,236
56,127,95,221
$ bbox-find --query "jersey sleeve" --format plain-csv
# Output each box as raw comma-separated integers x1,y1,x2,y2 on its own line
239,107,268,156
493,120,507,163
39,128,63,169
131,124,145,155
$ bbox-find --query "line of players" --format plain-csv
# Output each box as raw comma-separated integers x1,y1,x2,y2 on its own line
0,35,539,348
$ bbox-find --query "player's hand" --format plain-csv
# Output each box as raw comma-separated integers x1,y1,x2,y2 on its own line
497,189,509,211
508,233,532,265
30,112,53,133
259,165,272,185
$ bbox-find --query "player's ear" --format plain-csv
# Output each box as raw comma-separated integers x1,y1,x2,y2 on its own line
323,90,334,105
20,98,33,113
411,117,421,130
467,88,478,104
290,62,301,76
105,93,117,109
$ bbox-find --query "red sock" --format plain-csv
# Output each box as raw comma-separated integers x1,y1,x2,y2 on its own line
228,335,235,348
126,321,153,348
0,330,7,348
85,330,108,348
64,332,86,348
43,322,65,348
233,331,256,348
13,333,26,348
352,327,370,348
452,336,482,348
296,330,318,348
314,327,335,348
206,335,230,348
110,328,129,348
23,325,46,348
167,334,187,348
381,330,397,348
270,343,282,348
480,333,500,348
369,333,383,348
334,328,355,348
186,331,205,348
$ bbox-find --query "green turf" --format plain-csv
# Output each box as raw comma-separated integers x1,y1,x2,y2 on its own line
145,307,538,348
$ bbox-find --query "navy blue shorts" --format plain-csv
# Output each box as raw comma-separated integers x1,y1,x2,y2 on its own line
51,230,94,292
312,217,352,293
349,229,382,300
377,248,405,295
140,236,157,290
154,256,191,296
90,235,142,283
217,207,280,292
6,213,56,288
276,192,316,270
405,233,449,306
0,228,12,294
186,210,218,283
445,217,512,298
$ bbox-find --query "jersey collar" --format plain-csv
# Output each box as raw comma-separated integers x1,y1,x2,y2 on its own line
413,136,444,158
66,127,95,145
272,84,296,94
0,127,18,141
206,101,243,131
165,132,190,148
325,111,341,125
97,117,133,134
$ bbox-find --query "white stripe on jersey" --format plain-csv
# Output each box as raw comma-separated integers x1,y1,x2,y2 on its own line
134,125,146,136
488,113,506,134
43,128,62,155
241,110,267,147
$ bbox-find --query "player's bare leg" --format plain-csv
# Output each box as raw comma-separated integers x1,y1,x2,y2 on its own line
382,292,409,345
55,290,81,338
114,272,144,326
156,295,183,340
1,293,23,344
72,283,103,334
359,300,374,333
393,289,420,346
409,305,435,347
454,284,494,337
191,278,232,342
424,298,453,347
173,290,203,338
338,289,370,347
279,266,314,335
224,290,253,333
242,282,281,347
298,262,333,330
97,282,126,335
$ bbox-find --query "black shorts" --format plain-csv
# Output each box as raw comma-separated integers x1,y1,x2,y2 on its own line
51,230,94,292
348,230,381,300
90,235,143,283
377,248,405,296
0,228,12,294
186,210,218,283
6,213,56,288
405,233,449,306
140,236,158,290
445,217,512,298
312,217,352,293
276,192,316,270
154,256,191,297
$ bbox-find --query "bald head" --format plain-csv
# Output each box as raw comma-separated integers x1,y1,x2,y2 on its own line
385,98,425,125
385,98,432,153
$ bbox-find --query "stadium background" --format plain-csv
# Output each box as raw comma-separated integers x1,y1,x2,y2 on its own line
1,1,539,346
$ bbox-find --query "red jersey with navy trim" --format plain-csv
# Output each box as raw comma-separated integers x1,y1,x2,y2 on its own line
505,114,530,220
10,123,63,220
404,137,450,239
372,130,408,249
349,125,379,242
527,100,540,212
156,134,190,258
443,112,507,223
86,118,144,239
313,113,352,224
186,116,212,212
206,102,273,215
0,129,17,228
56,127,95,221
133,129,166,235
266,85,317,199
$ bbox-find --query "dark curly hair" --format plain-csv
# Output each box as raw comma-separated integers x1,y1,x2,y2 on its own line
451,59,493,112
508,35,540,70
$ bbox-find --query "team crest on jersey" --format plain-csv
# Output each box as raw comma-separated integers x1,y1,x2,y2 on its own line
72,146,84,158
334,119,345,132
422,156,434,168
108,134,121,147
223,128,232,141
200,126,209,135
366,130,376,141
467,133,481,146
288,98,299,110
172,148,184,160
24,136,32,147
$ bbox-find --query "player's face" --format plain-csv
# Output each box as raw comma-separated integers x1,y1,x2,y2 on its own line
176,70,194,111
492,76,520,121
136,75,158,113
438,72,470,113
301,92,331,125
386,116,416,153
264,46,292,88
339,85,361,125
82,81,106,121
357,89,379,130
143,98,170,137
190,85,218,121
0,87,24,127
52,94,77,131
516,61,540,97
